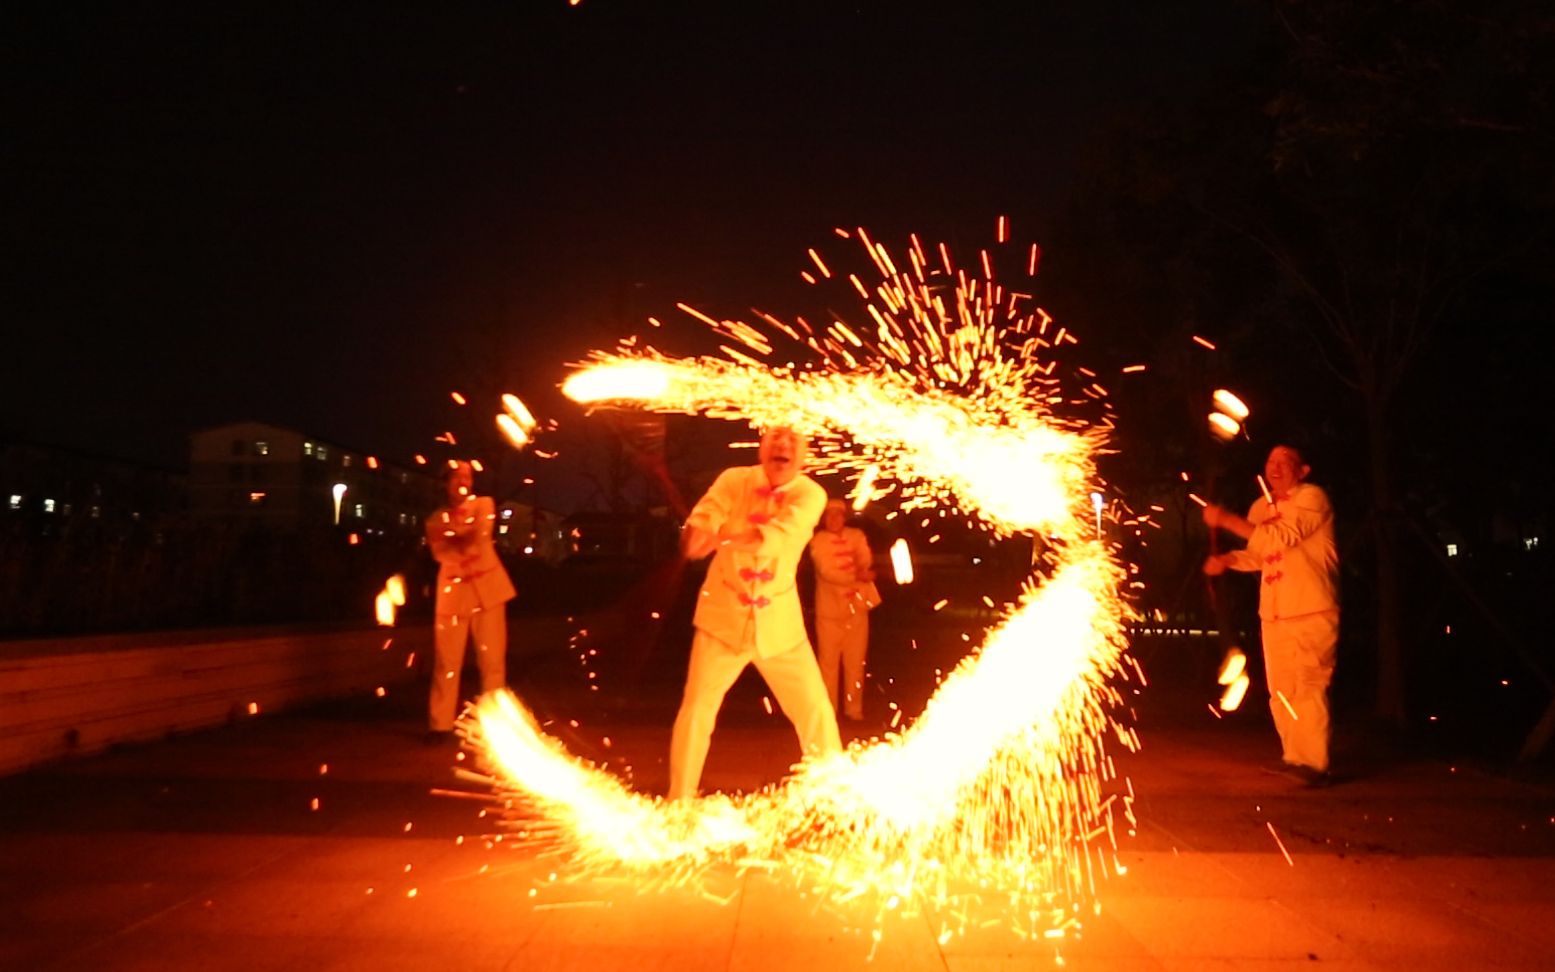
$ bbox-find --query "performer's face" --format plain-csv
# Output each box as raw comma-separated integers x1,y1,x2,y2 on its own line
1264,446,1309,498
758,427,807,486
823,503,846,532
447,463,474,504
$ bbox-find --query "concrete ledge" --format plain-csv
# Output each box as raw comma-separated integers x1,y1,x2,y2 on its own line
0,625,430,776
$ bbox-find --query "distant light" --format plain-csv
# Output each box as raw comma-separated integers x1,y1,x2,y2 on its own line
414,454,427,465
1446,543,1459,557
332,483,348,524
523,545,535,555
249,491,266,504
7,495,19,510
43,498,56,514
366,456,379,470
451,391,468,406
1525,537,1540,551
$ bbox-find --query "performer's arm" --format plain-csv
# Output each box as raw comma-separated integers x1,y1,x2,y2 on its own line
853,530,876,583
1245,486,1332,555
682,469,737,559
750,482,826,560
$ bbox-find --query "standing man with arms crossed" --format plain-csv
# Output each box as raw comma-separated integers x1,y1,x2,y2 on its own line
424,460,515,743
670,426,842,799
1203,444,1340,786
810,498,880,722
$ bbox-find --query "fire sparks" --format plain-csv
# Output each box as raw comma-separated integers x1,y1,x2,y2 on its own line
464,228,1138,941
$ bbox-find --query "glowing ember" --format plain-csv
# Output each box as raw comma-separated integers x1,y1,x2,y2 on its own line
463,228,1138,942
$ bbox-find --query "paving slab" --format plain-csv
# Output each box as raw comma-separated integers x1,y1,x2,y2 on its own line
5,622,1555,972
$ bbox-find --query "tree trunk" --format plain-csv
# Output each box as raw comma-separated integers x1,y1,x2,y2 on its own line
1366,394,1408,725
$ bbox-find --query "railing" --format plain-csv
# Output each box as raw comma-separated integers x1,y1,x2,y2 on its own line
0,624,429,776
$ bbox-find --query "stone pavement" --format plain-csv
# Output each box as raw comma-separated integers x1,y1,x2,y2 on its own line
4,625,1555,971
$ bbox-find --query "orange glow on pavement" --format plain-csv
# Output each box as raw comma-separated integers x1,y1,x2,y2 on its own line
470,230,1139,943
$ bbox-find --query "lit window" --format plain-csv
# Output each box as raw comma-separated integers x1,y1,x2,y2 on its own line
61,504,72,516
43,498,56,513
498,524,509,535
249,491,267,505
353,503,364,518
90,505,101,518
7,494,19,510
1526,537,1540,551
523,545,535,555
343,454,353,467
316,445,329,461
304,441,314,457
502,508,513,519
1446,543,1459,557
254,440,270,456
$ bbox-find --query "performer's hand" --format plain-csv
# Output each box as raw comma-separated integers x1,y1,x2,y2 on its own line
680,525,718,560
1202,504,1226,529
1202,554,1228,576
716,522,760,549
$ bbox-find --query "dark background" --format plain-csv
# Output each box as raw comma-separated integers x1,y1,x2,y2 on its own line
4,1,1553,754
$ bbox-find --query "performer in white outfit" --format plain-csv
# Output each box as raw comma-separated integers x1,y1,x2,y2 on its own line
809,499,879,721
424,461,516,738
669,426,842,799
1203,445,1339,784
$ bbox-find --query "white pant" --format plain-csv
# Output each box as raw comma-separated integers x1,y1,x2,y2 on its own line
429,607,507,732
816,612,869,719
668,628,841,799
1262,610,1338,772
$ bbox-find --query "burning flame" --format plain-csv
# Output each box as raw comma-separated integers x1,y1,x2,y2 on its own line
889,538,915,585
463,228,1138,941
1211,388,1249,421
497,393,540,450
375,573,406,627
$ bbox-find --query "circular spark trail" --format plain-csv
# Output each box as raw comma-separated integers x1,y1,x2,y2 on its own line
465,229,1138,940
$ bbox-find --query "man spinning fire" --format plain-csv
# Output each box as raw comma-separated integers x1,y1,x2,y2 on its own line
1202,444,1340,786
669,426,843,799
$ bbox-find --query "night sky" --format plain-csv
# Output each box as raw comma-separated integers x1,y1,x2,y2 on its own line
6,1,1266,473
